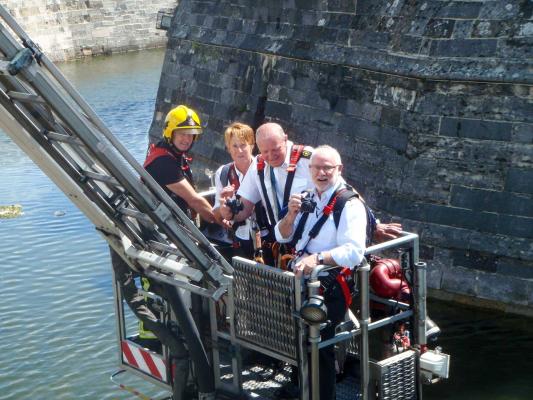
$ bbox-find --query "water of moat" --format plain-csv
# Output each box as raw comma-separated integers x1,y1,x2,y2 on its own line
0,49,532,400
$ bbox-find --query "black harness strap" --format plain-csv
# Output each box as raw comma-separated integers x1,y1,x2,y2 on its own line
291,189,343,253
333,186,377,246
257,155,276,229
220,163,231,187
282,144,305,209
220,162,240,189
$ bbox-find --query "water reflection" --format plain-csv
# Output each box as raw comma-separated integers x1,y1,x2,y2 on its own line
426,299,533,399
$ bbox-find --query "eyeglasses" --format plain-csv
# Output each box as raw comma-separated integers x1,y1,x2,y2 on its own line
309,165,340,173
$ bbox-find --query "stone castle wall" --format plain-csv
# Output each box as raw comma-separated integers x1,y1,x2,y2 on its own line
150,1,532,313
1,0,178,61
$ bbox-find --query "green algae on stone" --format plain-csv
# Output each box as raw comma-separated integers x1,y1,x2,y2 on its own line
0,204,23,219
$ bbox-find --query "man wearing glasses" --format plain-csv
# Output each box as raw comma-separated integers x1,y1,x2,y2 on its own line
274,145,365,400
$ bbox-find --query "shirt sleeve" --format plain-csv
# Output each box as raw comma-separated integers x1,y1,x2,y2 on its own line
329,198,367,268
237,157,262,204
274,213,303,243
212,165,224,210
145,156,185,187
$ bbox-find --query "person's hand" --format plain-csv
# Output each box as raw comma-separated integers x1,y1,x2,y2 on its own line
294,253,318,278
373,222,403,243
219,200,233,220
221,218,233,230
220,185,235,200
219,185,236,220
287,193,303,217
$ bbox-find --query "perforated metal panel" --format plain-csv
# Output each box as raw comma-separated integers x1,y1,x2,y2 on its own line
370,350,417,400
232,258,298,360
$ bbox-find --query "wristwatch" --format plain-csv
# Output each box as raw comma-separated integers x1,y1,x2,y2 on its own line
317,252,325,265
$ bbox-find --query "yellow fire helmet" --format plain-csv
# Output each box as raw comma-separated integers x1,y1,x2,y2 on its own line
162,105,202,142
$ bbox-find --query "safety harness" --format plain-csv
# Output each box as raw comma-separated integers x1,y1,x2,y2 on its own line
256,144,310,228
143,142,193,173
219,162,240,189
290,185,378,309
143,141,195,217
291,185,377,249
219,162,245,248
220,162,269,250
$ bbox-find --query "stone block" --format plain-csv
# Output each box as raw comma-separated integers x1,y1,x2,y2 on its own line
379,107,401,127
440,117,513,142
512,123,533,144
264,100,293,121
498,214,533,239
452,20,473,39
518,21,533,37
430,38,498,57
378,195,508,236
436,1,482,19
374,85,417,111
355,0,383,16
497,257,533,279
338,117,408,152
327,0,357,13
328,13,354,27
441,265,478,297
391,35,423,54
472,20,512,38
349,30,390,49
335,99,382,122
452,249,498,273
451,186,533,218
505,168,533,195
479,0,528,19
424,18,455,38
498,37,533,59
401,112,440,135
212,16,228,30
295,0,325,11
476,271,529,305
426,247,454,290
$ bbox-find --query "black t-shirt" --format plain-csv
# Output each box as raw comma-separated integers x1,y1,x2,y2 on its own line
144,143,194,213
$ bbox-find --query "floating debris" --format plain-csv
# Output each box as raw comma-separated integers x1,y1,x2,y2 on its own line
54,210,66,217
0,204,23,219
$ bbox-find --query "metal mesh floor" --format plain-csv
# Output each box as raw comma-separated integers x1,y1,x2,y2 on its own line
220,361,361,399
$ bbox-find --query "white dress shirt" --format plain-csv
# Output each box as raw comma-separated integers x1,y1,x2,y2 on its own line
238,140,314,224
274,180,367,269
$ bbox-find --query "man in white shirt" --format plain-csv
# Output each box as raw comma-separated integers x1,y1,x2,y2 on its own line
275,145,365,400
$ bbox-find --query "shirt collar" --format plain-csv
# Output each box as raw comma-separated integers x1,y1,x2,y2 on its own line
313,178,344,202
234,158,252,177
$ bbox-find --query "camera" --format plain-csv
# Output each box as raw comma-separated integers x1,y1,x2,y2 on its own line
300,196,316,213
225,198,244,216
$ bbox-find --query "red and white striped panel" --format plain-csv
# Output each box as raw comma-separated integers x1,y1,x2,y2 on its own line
121,340,168,383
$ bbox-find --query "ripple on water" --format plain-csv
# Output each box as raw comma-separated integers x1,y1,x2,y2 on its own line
0,49,167,400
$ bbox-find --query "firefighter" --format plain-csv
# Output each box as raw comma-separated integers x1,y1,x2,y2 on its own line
275,145,366,400
131,105,226,399
144,104,217,223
